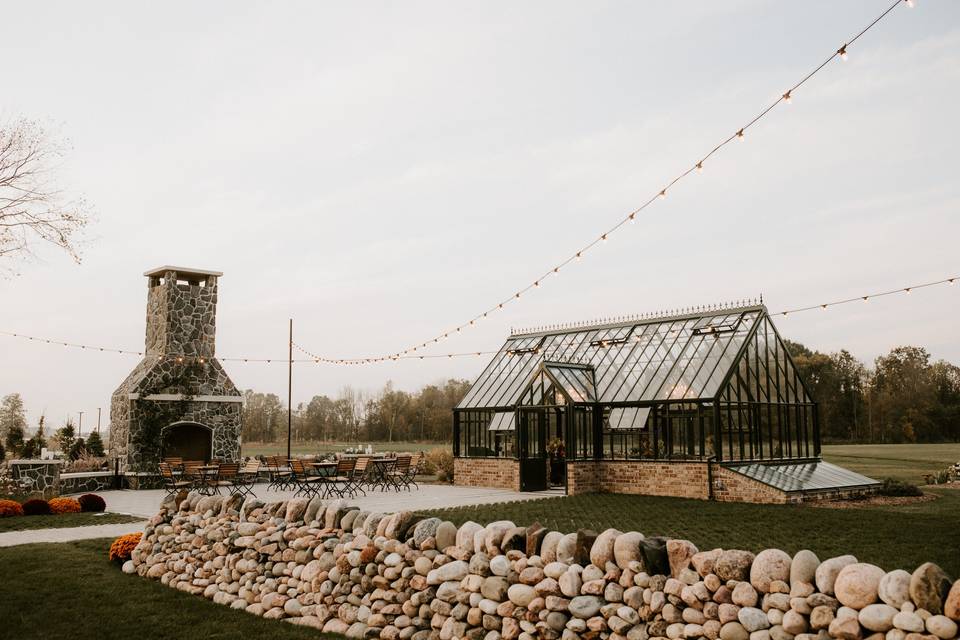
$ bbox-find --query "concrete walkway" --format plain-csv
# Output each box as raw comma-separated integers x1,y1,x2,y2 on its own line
0,520,148,548
0,484,562,547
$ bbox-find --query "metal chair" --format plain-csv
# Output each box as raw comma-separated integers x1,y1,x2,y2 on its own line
159,462,191,498
213,462,240,495
386,455,412,491
265,455,293,491
289,459,325,497
183,461,216,495
234,459,261,497
348,456,371,496
327,457,357,498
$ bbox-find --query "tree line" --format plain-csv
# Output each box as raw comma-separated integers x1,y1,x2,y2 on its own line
240,379,471,443
786,342,960,443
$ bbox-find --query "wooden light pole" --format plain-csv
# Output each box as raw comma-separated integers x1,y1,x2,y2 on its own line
287,318,293,461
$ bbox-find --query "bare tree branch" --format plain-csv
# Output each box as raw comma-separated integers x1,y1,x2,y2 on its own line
0,117,93,276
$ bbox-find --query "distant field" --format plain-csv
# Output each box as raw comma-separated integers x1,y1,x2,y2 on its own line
821,442,960,484
242,440,450,457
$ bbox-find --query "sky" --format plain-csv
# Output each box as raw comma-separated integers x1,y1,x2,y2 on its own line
1,1,958,432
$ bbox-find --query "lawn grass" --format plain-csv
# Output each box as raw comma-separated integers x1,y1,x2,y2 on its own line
821,442,960,484
421,487,960,576
243,440,448,457
0,512,143,533
0,538,336,640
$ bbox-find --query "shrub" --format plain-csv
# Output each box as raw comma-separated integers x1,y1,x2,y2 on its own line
48,497,82,514
78,493,106,512
0,499,24,517
109,532,142,563
21,498,52,515
423,447,455,483
63,453,109,473
879,477,923,497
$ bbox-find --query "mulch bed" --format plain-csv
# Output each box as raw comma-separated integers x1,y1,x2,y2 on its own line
812,492,940,509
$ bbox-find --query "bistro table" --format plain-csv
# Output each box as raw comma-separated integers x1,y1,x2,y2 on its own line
367,458,397,491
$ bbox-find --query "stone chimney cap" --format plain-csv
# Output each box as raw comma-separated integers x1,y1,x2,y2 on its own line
143,266,223,279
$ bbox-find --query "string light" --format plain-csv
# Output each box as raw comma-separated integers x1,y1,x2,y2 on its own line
5,273,953,365
286,0,910,365
0,0,921,367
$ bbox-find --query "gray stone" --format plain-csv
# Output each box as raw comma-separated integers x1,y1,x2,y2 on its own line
926,615,958,640
507,584,536,608
613,532,645,571
878,570,911,608
413,518,442,548
751,550,793,594
436,521,458,550
716,550,757,582
739,608,771,633
569,596,603,619
858,604,898,633
834,563,884,609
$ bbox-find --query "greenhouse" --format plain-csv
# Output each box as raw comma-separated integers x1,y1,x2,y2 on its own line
453,303,878,502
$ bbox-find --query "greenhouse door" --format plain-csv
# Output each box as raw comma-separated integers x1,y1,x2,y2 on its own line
518,408,547,491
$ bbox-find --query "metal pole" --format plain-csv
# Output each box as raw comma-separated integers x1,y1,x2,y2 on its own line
287,318,293,461
97,407,102,433
78,411,84,438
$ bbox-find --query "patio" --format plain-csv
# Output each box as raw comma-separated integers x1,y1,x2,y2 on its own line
94,483,562,519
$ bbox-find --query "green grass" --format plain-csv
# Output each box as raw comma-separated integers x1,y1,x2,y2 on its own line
0,538,338,640
0,512,143,533
822,443,960,484
242,440,448,457
421,488,960,576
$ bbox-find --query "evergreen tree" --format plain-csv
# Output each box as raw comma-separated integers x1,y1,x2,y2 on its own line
4,424,24,457
68,437,87,460
85,430,106,457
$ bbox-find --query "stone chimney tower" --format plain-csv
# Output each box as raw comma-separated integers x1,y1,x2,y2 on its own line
144,266,220,358
110,266,242,478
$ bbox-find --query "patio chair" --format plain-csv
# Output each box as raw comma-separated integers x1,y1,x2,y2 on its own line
182,461,216,495
159,462,191,498
265,455,293,491
325,457,356,498
213,462,241,495
347,456,371,497
233,459,261,497
400,453,423,491
386,455,412,491
162,457,184,471
289,459,325,497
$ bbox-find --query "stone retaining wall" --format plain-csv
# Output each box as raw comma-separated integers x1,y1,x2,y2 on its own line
60,471,114,495
128,493,960,640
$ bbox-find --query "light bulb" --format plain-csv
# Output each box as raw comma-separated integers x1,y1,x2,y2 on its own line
658,190,667,200
576,252,582,261
906,0,914,7
862,297,869,303
629,213,636,223
905,288,911,294
601,234,608,242
695,162,703,174
783,91,792,104
736,129,745,140
838,45,848,61
534,281,540,288
948,279,954,285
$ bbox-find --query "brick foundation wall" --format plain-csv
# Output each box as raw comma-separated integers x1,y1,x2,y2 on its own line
597,461,710,499
454,458,520,491
566,461,599,495
711,466,789,504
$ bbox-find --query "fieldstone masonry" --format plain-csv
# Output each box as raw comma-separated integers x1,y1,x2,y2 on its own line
9,460,63,499
110,267,242,473
127,494,960,640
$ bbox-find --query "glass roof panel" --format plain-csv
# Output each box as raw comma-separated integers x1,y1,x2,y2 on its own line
458,307,771,408
488,411,516,431
607,406,651,430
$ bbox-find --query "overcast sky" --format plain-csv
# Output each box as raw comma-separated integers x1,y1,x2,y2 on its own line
2,1,958,432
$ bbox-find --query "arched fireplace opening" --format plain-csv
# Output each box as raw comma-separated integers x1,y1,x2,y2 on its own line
161,422,213,462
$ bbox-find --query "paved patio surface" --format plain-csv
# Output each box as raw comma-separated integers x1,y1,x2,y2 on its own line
0,484,561,547
98,483,561,519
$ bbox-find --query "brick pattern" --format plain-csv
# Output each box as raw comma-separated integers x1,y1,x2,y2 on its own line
712,466,788,504
454,458,520,491
566,461,599,495
598,461,710,499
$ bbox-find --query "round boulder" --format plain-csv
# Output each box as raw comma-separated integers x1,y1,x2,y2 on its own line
910,562,952,615
590,528,622,569
815,555,857,596
613,531,645,571
715,550,756,582
878,570,911,608
751,549,792,594
789,550,820,587
835,563,884,609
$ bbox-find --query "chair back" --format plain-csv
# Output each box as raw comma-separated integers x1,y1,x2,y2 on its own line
393,455,411,473
163,457,183,467
289,459,307,477
354,456,370,473
159,462,175,480
408,453,422,469
336,457,356,476
241,459,261,475
217,462,239,479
